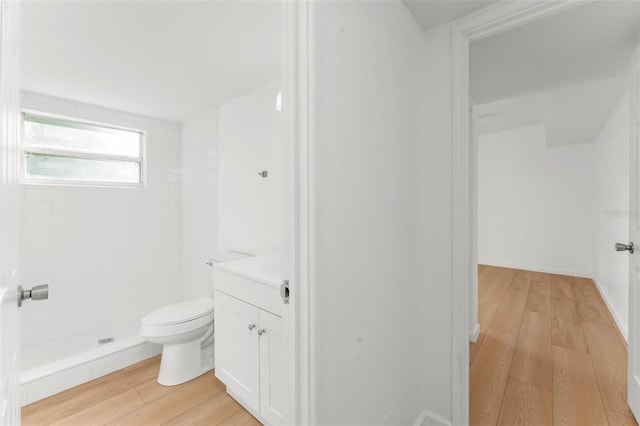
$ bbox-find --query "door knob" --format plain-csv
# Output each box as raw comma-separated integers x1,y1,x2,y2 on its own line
17,284,49,307
615,242,634,254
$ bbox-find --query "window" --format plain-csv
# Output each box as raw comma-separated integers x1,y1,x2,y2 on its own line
22,112,144,186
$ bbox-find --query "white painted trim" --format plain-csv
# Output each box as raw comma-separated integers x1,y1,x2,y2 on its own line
450,2,583,424
479,261,593,279
414,409,453,426
591,275,628,343
283,1,312,424
20,339,161,406
469,322,480,343
21,336,152,385
469,103,479,347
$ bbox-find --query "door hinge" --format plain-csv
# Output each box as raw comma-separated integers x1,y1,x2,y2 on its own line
281,280,290,304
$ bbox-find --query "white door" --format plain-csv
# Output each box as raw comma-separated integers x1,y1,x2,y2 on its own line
0,1,21,425
628,45,640,421
214,291,260,411
259,309,285,425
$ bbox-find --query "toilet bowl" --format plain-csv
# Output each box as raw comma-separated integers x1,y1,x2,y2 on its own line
140,296,215,386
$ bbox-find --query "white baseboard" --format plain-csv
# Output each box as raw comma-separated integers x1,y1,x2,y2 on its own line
591,276,628,343
478,260,592,278
21,338,161,406
469,322,480,343
414,409,452,426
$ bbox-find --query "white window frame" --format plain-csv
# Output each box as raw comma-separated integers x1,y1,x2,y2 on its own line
20,109,147,188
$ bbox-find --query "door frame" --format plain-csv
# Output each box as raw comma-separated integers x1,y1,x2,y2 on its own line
450,2,584,424
283,0,313,424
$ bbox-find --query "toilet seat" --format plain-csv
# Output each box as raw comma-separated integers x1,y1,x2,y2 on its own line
142,297,214,327
141,312,213,338
140,297,214,338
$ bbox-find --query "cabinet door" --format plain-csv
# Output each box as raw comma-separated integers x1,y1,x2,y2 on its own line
259,309,286,424
214,291,260,411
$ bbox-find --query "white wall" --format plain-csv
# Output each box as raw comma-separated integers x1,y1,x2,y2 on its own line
309,1,425,424
593,94,630,338
181,109,219,300
19,92,182,370
477,124,596,276
218,80,281,255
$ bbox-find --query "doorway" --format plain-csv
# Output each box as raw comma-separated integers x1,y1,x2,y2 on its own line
451,1,640,424
0,1,310,424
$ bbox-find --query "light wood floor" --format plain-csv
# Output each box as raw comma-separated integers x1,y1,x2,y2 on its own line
471,265,637,426
21,356,261,426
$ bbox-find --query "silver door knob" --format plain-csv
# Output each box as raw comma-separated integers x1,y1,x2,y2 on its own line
615,242,634,253
248,324,256,331
258,329,266,336
17,284,49,307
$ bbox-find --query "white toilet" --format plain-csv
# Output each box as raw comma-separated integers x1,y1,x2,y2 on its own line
140,296,215,386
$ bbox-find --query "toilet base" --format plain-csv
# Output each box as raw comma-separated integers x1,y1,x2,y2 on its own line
157,340,213,386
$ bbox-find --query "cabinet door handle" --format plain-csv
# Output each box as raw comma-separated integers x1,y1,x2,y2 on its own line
248,324,256,331
258,329,266,336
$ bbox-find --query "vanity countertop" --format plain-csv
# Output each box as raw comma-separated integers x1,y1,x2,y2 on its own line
212,255,281,287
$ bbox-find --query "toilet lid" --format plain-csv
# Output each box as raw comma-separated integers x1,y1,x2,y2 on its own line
142,297,214,326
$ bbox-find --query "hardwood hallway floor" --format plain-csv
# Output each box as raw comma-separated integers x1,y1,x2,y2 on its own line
470,265,637,426
21,356,261,426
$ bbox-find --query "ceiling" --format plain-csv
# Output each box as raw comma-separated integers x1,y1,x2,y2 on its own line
403,1,496,31
20,1,281,122
470,1,640,104
476,75,627,147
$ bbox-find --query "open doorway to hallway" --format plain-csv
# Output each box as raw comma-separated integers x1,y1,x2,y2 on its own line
468,2,640,424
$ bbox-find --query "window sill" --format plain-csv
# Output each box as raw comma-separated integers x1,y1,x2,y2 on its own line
19,179,146,190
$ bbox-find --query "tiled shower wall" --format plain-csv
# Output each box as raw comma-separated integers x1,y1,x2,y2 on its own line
19,92,183,370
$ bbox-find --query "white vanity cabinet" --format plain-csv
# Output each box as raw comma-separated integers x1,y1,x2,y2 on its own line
213,268,285,425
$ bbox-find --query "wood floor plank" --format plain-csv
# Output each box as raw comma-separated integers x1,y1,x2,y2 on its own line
552,296,589,353
583,322,632,417
107,372,225,426
22,357,258,426
21,370,124,421
510,311,553,390
525,273,551,316
497,377,552,426
479,267,517,306
135,375,189,404
470,303,499,365
478,266,502,300
514,269,535,280
552,345,608,426
490,273,531,336
606,411,638,426
162,390,244,426
217,409,262,426
551,274,576,300
470,328,518,426
572,277,613,328
49,389,145,426
22,358,160,425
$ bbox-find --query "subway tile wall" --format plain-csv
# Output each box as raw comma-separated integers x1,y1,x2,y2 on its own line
19,92,183,370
